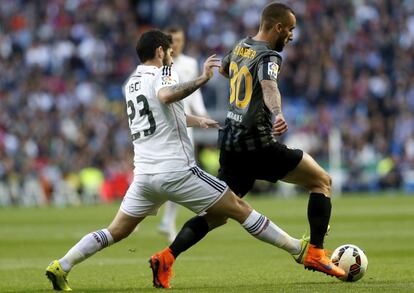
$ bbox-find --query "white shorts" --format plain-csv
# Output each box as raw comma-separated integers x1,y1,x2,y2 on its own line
120,166,228,217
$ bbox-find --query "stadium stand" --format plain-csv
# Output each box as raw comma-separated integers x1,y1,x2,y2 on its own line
1,0,413,206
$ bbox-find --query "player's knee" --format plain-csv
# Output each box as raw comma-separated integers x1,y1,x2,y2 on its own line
319,172,332,196
307,171,331,196
223,194,251,222
211,190,252,222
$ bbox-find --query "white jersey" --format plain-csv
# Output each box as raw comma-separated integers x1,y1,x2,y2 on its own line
173,54,208,143
123,65,195,175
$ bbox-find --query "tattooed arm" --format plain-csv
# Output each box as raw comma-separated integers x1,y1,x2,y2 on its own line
158,54,221,104
158,78,208,104
261,79,282,115
261,79,288,136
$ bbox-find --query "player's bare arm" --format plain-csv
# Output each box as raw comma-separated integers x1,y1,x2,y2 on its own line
186,114,220,128
158,55,221,104
261,79,288,136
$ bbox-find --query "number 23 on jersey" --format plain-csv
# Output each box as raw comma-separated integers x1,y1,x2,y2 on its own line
127,93,156,141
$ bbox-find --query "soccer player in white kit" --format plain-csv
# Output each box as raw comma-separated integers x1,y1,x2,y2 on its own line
45,30,306,291
158,26,210,242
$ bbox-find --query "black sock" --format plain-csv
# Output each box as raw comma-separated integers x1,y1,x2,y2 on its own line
307,192,331,248
169,215,209,259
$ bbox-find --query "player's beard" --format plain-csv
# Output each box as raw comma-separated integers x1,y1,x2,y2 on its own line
274,29,291,52
274,37,285,52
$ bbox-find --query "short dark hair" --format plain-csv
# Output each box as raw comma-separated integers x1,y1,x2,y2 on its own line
260,2,295,31
136,30,172,63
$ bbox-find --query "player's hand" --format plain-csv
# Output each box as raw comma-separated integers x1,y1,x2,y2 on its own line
272,113,288,136
201,54,221,80
199,117,220,129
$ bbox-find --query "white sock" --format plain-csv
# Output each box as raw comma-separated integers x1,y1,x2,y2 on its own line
242,210,301,254
160,201,177,229
59,229,114,272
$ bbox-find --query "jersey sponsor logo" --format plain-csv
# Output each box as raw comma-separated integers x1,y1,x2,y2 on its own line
268,62,279,80
226,111,242,122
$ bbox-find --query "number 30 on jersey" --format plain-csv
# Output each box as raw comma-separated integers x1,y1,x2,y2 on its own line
229,61,253,109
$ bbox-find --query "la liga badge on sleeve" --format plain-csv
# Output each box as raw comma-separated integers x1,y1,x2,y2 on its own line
268,62,279,80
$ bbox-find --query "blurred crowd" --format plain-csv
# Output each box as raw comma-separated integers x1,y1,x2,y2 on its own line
1,0,413,206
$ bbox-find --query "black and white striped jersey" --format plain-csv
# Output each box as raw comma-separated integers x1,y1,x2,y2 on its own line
219,37,282,152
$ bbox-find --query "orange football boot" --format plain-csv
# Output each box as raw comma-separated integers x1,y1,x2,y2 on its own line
304,244,346,278
149,248,175,288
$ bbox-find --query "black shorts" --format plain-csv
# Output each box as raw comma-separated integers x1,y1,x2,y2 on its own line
217,142,303,197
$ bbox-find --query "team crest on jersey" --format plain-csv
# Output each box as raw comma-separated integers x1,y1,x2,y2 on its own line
268,62,279,79
161,75,176,85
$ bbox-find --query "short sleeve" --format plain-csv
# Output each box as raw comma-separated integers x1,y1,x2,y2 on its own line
257,54,282,82
221,50,232,75
154,66,180,95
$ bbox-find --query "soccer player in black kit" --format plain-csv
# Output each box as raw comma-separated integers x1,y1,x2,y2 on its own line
150,2,345,287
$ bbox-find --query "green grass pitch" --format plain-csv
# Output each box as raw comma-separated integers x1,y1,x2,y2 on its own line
1,193,414,293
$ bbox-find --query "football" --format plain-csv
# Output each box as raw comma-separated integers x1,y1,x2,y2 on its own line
330,244,368,282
